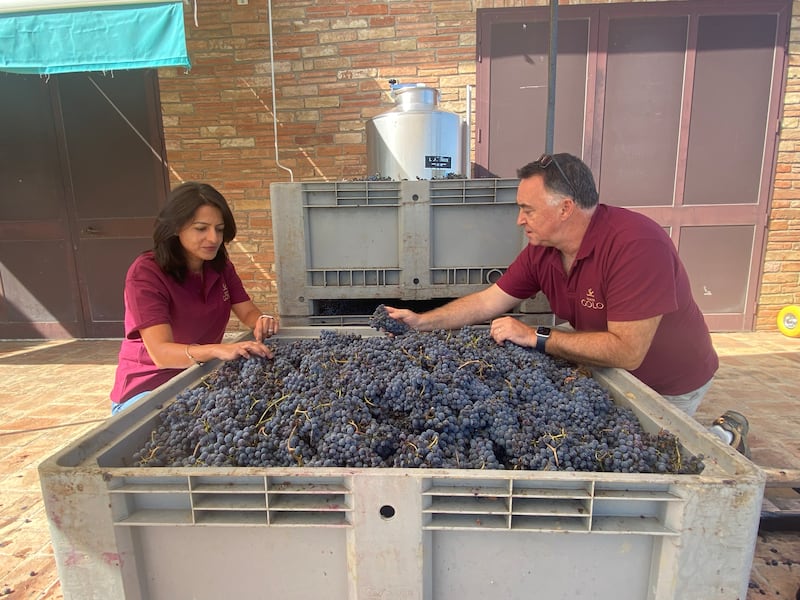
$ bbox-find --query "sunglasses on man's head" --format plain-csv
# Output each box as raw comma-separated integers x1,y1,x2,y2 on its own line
535,153,576,198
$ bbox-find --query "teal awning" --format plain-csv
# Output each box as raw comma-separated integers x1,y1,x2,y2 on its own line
0,1,190,75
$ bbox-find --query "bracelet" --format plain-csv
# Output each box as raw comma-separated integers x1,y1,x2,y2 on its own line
185,344,203,366
258,314,274,321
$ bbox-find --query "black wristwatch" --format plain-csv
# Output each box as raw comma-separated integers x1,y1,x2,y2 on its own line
535,327,551,353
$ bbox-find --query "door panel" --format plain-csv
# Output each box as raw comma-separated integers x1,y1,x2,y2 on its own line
81,237,157,323
683,14,776,207
478,13,591,177
0,240,79,337
0,75,83,337
0,76,63,222
599,16,687,207
679,225,756,314
59,72,167,337
60,73,166,219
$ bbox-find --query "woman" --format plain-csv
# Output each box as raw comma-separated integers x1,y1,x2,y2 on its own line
109,182,278,414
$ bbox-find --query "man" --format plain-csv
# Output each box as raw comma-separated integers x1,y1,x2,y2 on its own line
386,153,750,457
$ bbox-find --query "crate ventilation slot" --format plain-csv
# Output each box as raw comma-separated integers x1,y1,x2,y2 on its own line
110,475,352,528
302,181,402,207
422,478,682,536
430,266,507,286
308,268,401,287
429,179,520,205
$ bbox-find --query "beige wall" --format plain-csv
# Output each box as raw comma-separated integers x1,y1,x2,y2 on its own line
158,0,800,332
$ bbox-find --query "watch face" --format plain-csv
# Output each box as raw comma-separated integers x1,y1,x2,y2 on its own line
536,327,551,337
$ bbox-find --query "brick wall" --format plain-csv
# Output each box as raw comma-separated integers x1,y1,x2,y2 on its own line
763,8,800,329
158,0,800,332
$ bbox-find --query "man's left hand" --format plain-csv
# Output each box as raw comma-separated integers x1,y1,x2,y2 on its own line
489,316,535,347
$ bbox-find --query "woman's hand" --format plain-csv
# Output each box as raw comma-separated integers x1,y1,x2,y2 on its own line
232,301,279,343
254,314,279,342
140,320,275,369
214,341,274,361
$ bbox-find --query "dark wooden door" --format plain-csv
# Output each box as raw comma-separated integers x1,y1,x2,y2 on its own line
0,71,168,338
0,75,81,337
475,0,790,332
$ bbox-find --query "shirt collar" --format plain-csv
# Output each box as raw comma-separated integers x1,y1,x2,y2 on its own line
574,204,607,262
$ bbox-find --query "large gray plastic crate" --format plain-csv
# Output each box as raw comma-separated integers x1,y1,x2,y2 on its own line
39,328,764,600
271,180,551,324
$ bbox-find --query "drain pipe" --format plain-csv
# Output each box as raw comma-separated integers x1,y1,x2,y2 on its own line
268,0,293,181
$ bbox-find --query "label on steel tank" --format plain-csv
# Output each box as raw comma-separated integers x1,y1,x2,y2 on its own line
425,155,452,168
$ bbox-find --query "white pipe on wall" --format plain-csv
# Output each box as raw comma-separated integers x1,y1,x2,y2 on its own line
268,0,294,181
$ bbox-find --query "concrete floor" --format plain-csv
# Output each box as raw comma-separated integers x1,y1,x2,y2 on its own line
0,332,798,599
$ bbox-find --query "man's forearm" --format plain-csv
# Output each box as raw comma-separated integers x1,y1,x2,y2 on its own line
545,329,637,370
417,293,496,331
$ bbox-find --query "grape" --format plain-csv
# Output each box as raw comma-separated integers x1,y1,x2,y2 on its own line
347,173,466,182
131,327,704,475
369,304,411,336
349,174,394,181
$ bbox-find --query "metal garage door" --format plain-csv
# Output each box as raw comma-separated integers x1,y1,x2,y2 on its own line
475,0,790,331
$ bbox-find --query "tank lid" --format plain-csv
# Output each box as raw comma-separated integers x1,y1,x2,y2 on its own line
389,79,423,92
392,85,439,111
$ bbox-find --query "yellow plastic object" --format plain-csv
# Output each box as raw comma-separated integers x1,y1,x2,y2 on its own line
776,305,800,337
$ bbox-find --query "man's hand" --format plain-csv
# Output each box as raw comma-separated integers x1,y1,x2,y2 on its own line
384,306,422,330
489,316,535,347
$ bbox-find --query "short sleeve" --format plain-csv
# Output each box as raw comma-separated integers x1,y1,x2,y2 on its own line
123,258,173,338
496,246,545,300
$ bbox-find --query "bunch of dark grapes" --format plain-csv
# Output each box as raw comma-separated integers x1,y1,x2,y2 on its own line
350,174,395,181
429,173,467,180
131,327,704,475
369,304,411,336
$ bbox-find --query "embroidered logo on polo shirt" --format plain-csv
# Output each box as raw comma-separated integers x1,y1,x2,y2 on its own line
222,283,230,302
580,288,604,310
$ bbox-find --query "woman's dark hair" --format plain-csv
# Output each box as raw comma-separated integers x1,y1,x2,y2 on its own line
152,182,237,281
517,153,599,209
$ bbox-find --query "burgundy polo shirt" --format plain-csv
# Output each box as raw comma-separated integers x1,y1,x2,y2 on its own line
110,251,250,404
497,204,718,395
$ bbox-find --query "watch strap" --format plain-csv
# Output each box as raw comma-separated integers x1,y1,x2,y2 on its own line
535,328,550,353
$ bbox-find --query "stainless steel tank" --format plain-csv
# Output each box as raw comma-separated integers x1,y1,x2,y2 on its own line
366,84,464,180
